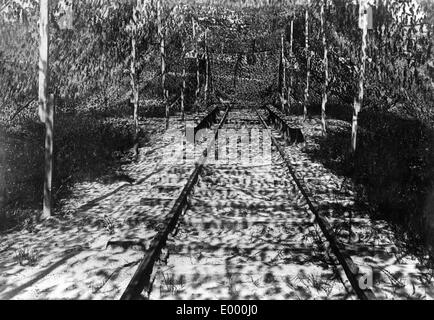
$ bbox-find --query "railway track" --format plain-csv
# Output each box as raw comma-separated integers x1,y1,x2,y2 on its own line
120,104,376,300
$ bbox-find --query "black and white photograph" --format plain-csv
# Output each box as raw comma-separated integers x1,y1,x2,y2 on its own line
1,0,434,305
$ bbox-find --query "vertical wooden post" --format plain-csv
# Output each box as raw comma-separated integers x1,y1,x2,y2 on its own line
280,32,286,111
38,0,49,125
304,0,311,122
193,19,200,112
158,0,164,99
164,26,169,129
204,29,209,105
181,38,186,121
351,0,368,153
157,0,168,128
44,94,54,219
321,0,329,135
288,18,294,111
39,0,52,219
234,54,240,90
131,2,139,159
209,50,213,94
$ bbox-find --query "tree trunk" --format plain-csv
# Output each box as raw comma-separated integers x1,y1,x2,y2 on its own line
193,19,200,112
209,51,214,94
288,19,294,112
321,0,328,135
233,58,237,89
39,0,52,219
204,29,209,105
157,0,168,129
352,0,368,153
131,3,139,159
304,1,310,122
280,32,286,111
164,27,169,129
234,53,242,90
181,38,186,121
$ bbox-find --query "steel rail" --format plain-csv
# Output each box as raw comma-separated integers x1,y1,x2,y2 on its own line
255,105,376,301
194,104,221,136
120,106,230,300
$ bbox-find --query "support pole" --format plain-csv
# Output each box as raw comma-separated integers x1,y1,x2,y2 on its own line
321,0,329,135
280,32,286,111
157,0,168,129
304,0,311,121
193,19,200,113
288,19,294,112
204,29,209,105
351,0,368,153
39,0,52,219
181,38,186,121
131,2,139,159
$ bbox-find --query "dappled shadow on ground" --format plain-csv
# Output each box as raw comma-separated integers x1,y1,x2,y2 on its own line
0,117,204,299
3,106,434,300
149,109,352,300
0,69,196,232
299,112,434,255
0,115,148,232
275,111,434,299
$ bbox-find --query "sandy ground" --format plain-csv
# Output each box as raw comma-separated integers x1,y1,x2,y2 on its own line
150,109,353,300
0,116,203,300
1,107,434,300
277,109,434,300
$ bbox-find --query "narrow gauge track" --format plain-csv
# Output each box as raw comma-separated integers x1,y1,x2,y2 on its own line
121,105,375,300
255,106,376,300
120,105,230,300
